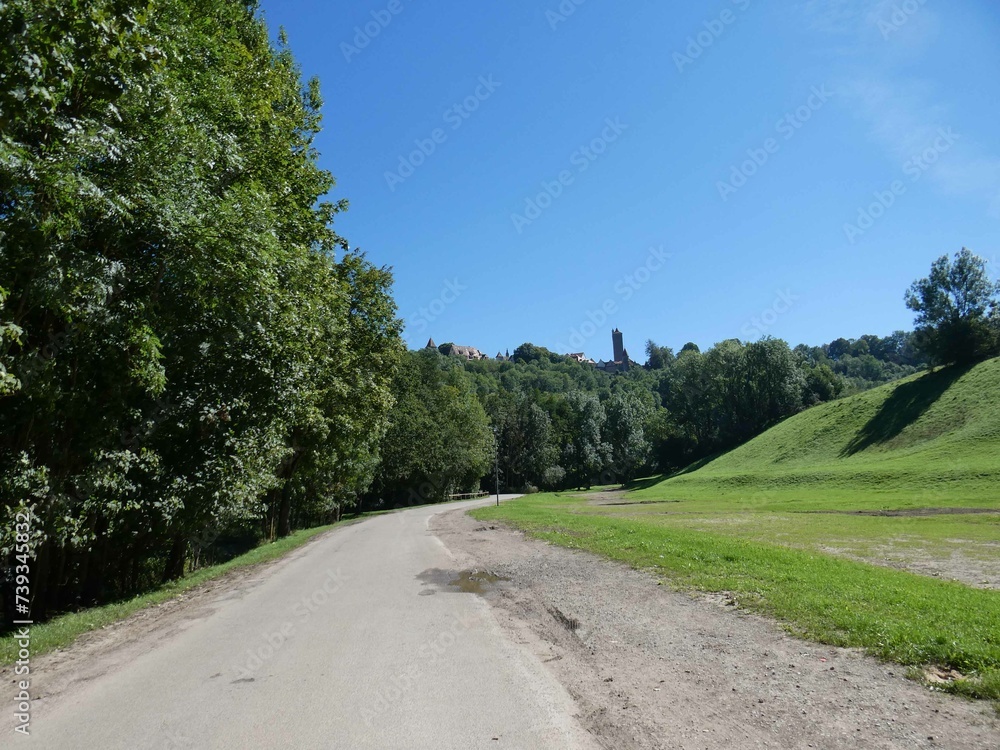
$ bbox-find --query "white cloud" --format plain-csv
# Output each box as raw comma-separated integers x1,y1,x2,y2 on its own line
801,0,999,218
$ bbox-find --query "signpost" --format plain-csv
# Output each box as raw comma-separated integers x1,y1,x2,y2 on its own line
493,426,500,507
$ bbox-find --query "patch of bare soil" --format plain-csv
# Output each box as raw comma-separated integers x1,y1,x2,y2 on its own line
806,508,1000,517
433,508,1000,750
578,491,681,507
820,543,1000,590
577,490,630,505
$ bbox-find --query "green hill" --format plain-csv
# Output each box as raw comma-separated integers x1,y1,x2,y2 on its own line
477,358,1000,700
633,357,1000,510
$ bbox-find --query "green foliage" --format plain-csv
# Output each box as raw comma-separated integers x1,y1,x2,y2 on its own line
483,389,556,492
905,248,1000,365
559,391,611,489
652,337,808,468
604,390,651,482
643,340,674,370
795,330,926,393
372,350,492,505
634,357,1000,509
0,0,400,621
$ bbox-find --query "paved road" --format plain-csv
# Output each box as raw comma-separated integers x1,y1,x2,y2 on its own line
22,497,595,749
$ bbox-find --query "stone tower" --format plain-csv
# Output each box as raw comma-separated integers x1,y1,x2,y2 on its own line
612,328,625,362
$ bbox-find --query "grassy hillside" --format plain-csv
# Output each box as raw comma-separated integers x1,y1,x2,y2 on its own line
474,359,1000,700
632,356,1000,510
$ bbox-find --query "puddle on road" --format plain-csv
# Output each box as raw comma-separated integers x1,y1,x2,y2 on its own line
448,569,508,594
416,567,509,596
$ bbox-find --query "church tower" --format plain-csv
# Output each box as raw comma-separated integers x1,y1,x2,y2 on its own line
612,328,625,362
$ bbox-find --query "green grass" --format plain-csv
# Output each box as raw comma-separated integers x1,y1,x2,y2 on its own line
631,357,1000,510
473,359,1000,700
474,496,1000,699
1,522,353,666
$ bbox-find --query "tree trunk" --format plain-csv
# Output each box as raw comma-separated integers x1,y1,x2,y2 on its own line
277,483,292,538
161,533,186,583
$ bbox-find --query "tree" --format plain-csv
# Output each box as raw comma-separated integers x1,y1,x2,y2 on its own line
644,340,675,370
484,390,556,491
905,249,1000,365
0,0,401,617
604,391,652,484
373,351,491,505
559,391,610,489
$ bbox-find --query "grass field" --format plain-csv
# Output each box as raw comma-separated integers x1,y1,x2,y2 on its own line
472,358,1000,700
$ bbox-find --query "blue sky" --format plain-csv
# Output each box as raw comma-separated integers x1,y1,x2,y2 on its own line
260,0,1000,362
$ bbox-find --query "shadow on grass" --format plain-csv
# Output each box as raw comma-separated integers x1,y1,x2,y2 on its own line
841,364,970,457
625,452,730,492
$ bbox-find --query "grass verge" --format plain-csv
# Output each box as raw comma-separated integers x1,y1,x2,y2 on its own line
473,494,1000,701
1,521,351,666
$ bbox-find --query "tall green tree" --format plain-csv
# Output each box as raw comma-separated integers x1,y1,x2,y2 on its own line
0,0,400,618
559,391,610,489
905,249,1000,365
373,350,491,505
604,390,652,483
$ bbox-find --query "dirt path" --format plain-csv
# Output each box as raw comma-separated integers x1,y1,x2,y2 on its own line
432,507,1000,750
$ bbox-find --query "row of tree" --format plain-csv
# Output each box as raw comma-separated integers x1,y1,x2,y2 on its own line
373,250,1000,500
0,1,401,621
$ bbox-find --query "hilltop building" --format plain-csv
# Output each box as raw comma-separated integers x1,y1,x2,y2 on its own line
427,338,489,361
569,328,636,374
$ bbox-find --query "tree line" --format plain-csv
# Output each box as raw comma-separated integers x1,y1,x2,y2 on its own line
1,0,400,622
374,249,999,501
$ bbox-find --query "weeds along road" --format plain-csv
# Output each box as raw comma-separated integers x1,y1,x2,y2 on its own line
19,496,597,750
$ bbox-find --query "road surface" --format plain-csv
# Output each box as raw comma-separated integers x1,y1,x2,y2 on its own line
20,497,596,749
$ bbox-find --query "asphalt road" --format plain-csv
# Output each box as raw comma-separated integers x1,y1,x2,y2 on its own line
20,497,596,749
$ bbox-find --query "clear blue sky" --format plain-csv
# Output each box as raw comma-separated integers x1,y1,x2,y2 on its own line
260,0,1000,361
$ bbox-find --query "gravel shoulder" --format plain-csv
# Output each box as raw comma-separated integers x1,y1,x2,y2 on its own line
432,506,1000,750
